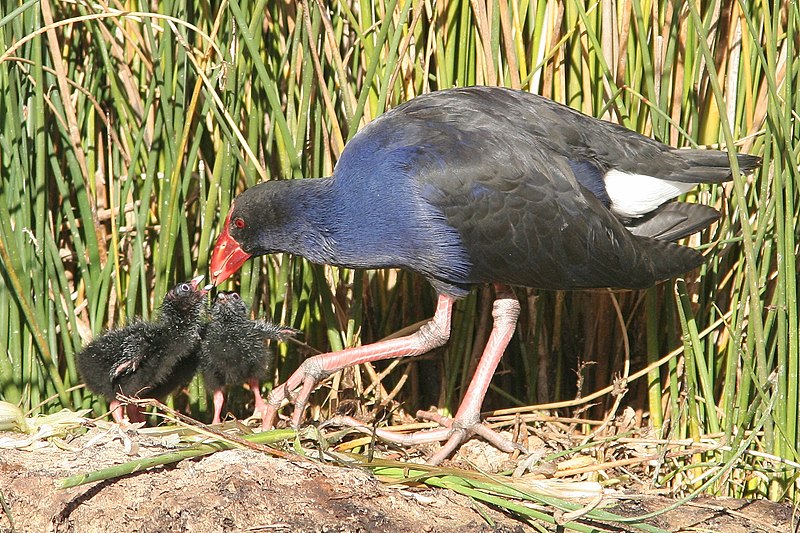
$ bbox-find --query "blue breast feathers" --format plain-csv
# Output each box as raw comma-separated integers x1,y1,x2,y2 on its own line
330,142,474,289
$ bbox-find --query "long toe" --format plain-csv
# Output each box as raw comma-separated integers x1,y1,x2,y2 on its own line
261,401,279,430
327,412,525,465
260,370,320,430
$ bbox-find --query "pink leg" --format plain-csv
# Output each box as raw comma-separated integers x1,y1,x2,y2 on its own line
263,294,456,429
109,399,146,425
212,389,225,424
109,399,127,424
248,379,267,415
427,287,521,464
327,286,524,465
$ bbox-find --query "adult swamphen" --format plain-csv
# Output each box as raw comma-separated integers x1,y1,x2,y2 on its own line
209,87,759,464
200,291,298,425
77,276,208,424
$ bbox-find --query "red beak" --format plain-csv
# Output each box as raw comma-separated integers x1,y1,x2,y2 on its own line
210,209,252,285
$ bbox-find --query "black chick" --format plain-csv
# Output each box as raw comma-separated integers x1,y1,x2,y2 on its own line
200,291,297,425
77,276,208,424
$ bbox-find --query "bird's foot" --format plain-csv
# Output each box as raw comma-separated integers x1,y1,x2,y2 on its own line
262,357,330,429
416,410,525,465
328,410,525,465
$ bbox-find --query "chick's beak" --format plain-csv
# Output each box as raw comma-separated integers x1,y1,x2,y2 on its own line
209,209,252,286
189,275,208,295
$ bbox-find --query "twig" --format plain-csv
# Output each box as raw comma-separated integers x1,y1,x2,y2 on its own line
0,490,16,533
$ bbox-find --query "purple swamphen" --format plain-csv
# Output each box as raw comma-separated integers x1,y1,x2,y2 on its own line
209,87,760,464
77,276,208,424
200,291,297,425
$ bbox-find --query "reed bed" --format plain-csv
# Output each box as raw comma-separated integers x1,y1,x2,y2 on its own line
0,0,796,503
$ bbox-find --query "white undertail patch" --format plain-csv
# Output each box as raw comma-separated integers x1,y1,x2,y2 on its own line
605,170,697,218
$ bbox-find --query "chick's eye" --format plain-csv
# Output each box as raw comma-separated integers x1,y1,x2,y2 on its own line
178,283,190,294
233,217,246,229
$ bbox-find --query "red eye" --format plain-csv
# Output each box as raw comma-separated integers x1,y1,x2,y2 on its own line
233,217,245,229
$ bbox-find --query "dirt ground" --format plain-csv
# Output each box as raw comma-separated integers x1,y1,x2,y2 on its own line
0,424,796,533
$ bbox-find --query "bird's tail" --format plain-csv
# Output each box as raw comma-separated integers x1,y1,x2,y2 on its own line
630,236,706,287
626,202,722,242
670,149,761,184
254,320,301,341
